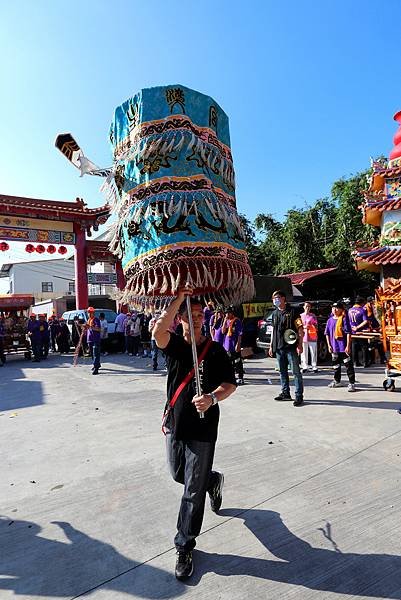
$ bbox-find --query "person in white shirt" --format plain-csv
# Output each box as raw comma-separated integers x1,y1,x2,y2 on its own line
99,312,109,355
114,311,127,353
300,302,318,372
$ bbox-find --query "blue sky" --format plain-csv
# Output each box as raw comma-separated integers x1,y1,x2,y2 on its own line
1,0,401,280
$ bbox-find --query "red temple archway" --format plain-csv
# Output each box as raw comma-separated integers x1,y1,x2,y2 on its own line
0,194,123,309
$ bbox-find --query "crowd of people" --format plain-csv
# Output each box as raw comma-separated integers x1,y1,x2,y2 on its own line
270,290,385,405
0,289,389,581
0,293,386,382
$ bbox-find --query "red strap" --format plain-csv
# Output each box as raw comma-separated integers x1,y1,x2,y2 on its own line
161,338,213,434
169,338,212,410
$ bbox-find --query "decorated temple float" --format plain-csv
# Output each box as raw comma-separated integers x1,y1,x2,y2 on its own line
356,111,401,389
0,294,34,362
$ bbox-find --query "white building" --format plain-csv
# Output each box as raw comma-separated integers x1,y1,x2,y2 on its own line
0,229,119,302
0,258,76,301
86,228,117,297
87,261,117,297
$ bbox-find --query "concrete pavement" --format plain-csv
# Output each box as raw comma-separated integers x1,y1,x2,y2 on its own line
1,351,401,599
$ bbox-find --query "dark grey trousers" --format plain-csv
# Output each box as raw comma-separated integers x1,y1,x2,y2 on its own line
332,351,355,384
166,434,218,551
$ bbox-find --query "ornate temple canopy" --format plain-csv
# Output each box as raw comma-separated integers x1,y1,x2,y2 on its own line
0,193,113,308
0,194,110,236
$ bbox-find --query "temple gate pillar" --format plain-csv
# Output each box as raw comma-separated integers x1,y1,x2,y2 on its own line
115,261,125,291
74,223,88,309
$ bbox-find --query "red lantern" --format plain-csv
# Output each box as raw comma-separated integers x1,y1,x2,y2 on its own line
25,244,35,253
36,244,45,254
47,245,56,254
0,241,9,251
58,245,67,255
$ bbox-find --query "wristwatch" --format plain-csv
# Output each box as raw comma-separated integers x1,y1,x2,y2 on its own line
210,391,218,405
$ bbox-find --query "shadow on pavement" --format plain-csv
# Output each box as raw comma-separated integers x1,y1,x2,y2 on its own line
0,359,44,412
0,517,183,598
188,508,401,597
307,398,401,410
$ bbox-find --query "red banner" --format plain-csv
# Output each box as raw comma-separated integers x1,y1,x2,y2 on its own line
0,295,34,308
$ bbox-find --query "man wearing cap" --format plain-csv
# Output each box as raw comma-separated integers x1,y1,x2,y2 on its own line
153,286,236,581
27,313,41,362
269,290,304,406
86,307,101,375
222,306,244,385
325,302,356,391
348,296,370,368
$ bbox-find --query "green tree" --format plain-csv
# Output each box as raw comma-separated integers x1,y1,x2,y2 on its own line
326,168,379,271
244,167,379,282
238,213,272,275
252,199,336,275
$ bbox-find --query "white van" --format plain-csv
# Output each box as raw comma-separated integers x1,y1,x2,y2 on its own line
61,308,118,348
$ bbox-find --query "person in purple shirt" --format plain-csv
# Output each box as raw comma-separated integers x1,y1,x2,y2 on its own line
27,313,41,362
0,317,5,366
202,301,215,337
38,314,50,359
222,306,244,385
348,296,370,368
210,306,225,346
86,307,101,375
325,301,356,392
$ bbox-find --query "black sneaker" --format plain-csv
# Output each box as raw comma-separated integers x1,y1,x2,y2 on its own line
209,472,224,513
274,393,292,401
293,398,304,406
175,550,193,580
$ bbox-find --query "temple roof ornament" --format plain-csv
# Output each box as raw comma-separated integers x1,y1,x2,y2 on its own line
355,111,401,270
389,111,401,162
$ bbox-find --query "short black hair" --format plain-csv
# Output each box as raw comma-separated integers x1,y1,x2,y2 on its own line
178,297,203,315
332,301,345,309
272,290,286,299
99,312,105,319
355,296,366,305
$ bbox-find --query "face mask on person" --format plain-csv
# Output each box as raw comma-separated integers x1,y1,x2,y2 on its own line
273,297,281,307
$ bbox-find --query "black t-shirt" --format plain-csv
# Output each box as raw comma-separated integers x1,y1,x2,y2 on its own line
163,333,236,442
271,305,303,353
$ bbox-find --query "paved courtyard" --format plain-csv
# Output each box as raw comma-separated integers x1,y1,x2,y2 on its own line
2,351,401,599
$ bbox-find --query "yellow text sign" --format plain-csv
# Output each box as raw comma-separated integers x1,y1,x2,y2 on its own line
242,302,272,318
0,215,73,232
